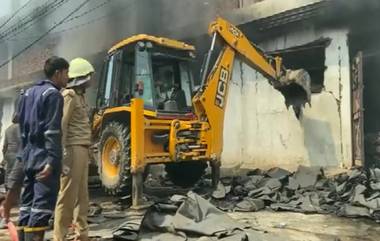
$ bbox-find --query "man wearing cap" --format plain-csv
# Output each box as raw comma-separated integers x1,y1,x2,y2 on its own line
53,58,94,241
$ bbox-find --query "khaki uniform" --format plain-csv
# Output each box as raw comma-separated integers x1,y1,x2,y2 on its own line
2,123,21,189
54,88,91,241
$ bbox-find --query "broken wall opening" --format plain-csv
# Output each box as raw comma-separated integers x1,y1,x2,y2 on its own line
269,39,329,94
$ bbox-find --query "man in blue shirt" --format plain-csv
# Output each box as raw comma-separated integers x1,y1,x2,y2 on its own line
17,56,69,241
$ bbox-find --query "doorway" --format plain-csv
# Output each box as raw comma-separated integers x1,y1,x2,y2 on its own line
349,29,380,168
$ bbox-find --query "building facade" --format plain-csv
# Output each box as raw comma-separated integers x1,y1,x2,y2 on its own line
0,0,378,170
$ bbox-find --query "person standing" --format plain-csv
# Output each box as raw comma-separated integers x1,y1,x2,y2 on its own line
53,58,94,241
17,56,69,241
2,113,21,191
0,93,25,226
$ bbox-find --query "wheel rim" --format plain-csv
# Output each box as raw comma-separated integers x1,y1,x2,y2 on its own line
102,136,121,180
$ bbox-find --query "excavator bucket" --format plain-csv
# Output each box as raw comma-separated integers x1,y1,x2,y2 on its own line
276,69,312,118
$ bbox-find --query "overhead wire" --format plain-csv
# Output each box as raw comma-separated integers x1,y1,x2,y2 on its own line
0,0,69,41
1,0,140,71
6,0,138,42
2,0,69,38
1,0,111,43
0,0,34,31
1,0,59,34
63,0,111,23
0,0,93,69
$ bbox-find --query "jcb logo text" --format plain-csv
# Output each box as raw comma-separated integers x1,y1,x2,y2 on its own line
229,25,241,38
215,68,229,109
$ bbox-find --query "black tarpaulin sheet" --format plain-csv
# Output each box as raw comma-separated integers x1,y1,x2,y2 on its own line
114,192,247,240
210,166,380,222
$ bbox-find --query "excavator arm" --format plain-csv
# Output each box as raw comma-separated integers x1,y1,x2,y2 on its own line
191,17,311,160
153,17,311,188
128,17,312,207
208,17,283,81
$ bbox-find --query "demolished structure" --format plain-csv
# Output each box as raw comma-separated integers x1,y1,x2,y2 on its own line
0,0,379,171
0,1,380,240
88,165,380,240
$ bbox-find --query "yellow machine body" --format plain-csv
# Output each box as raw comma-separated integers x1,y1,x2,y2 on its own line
92,17,311,201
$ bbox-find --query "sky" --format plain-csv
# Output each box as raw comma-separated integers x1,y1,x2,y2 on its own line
0,0,31,18
0,0,11,17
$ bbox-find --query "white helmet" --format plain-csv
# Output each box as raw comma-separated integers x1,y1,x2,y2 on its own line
67,58,94,87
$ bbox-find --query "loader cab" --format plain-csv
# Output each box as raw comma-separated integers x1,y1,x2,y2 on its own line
97,35,196,113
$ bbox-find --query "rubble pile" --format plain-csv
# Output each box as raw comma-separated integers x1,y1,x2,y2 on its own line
206,166,380,221
92,166,380,240
113,192,283,241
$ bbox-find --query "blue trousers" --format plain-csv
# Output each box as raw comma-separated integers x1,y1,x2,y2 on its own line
19,167,59,230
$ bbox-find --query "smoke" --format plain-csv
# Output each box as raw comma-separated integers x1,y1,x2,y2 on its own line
0,0,238,94
333,0,380,12
316,0,380,25
53,0,231,58
0,0,68,81
49,0,237,102
3,0,380,84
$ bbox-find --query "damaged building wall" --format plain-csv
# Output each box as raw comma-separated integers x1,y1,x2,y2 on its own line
0,0,355,170
222,26,352,171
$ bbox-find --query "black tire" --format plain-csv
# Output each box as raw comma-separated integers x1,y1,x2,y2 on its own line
165,161,207,188
99,122,131,195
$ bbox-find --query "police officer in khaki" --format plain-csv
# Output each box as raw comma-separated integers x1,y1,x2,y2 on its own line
54,58,94,241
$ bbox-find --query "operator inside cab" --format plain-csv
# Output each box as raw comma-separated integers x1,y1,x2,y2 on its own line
154,71,169,109
154,69,187,112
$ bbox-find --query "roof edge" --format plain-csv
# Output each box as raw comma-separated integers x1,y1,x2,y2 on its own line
108,34,195,54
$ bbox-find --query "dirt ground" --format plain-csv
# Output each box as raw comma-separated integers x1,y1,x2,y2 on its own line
229,211,380,241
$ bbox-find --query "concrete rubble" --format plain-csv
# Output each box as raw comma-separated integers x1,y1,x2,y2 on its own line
71,166,380,241
207,166,380,221
92,192,286,241
1,166,380,240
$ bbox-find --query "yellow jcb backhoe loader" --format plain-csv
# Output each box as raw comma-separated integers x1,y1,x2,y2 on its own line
91,17,311,207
